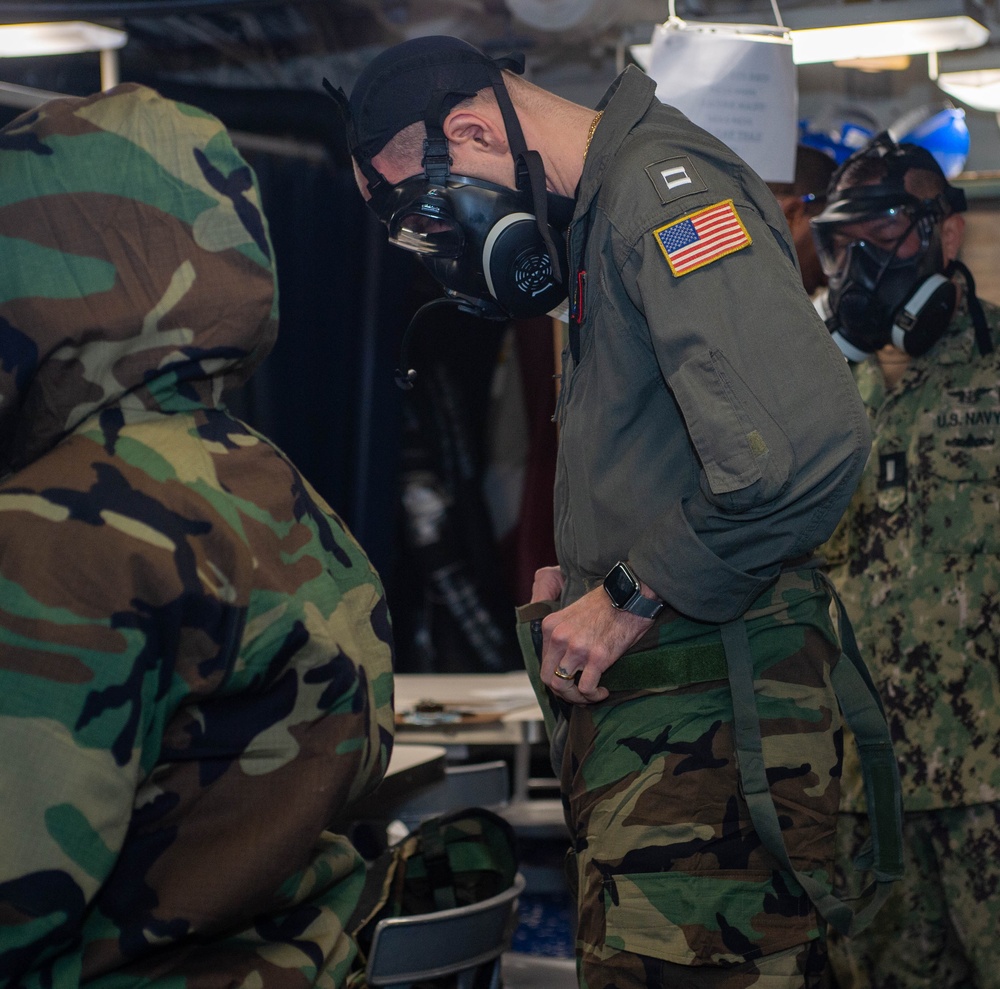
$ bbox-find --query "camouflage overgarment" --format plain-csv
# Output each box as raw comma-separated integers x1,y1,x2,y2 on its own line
518,569,844,983
829,805,1000,989
0,85,396,988
580,938,830,989
825,294,1000,813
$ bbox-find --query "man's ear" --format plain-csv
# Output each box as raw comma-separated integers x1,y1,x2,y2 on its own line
443,107,508,156
941,212,965,265
782,197,803,223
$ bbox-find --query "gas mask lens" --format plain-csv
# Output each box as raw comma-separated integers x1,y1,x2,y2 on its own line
814,205,919,284
388,205,464,257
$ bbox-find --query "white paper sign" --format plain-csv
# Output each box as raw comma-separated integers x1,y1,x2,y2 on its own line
644,19,798,183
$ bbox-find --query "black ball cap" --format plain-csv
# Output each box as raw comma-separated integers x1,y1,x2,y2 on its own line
348,35,524,163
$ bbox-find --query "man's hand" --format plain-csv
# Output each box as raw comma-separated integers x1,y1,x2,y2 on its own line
540,585,652,704
530,565,565,603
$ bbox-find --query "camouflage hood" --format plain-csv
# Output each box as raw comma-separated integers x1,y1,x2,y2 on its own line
0,83,278,474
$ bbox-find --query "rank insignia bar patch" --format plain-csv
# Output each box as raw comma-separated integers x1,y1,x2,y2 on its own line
654,199,751,276
644,156,707,205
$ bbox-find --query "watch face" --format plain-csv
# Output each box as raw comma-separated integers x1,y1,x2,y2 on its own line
605,564,638,606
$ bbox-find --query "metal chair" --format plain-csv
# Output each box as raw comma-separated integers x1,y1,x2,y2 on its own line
364,871,527,989
498,796,569,840
501,952,578,989
387,760,511,832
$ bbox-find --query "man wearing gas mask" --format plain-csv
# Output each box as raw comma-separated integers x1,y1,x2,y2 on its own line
813,137,1000,989
333,36,903,988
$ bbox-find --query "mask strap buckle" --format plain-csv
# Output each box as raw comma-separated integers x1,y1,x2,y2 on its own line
423,90,454,185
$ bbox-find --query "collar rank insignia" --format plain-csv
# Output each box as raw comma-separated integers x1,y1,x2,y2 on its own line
653,199,751,277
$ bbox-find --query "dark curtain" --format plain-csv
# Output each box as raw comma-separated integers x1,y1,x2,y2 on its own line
229,149,528,672
391,291,525,673
227,152,411,588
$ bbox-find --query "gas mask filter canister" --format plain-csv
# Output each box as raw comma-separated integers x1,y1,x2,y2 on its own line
379,174,572,320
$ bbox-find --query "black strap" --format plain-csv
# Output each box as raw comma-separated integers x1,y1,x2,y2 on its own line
951,259,993,356
720,575,903,937
488,71,563,283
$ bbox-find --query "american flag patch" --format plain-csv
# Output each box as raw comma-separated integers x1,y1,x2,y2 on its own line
654,199,751,277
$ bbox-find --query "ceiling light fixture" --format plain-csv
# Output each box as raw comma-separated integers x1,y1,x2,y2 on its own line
784,0,989,66
936,69,1000,111
0,20,126,58
0,21,127,90
833,55,912,72
633,0,990,69
932,47,1000,113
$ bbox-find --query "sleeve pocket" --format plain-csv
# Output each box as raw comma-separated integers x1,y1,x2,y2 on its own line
668,348,792,510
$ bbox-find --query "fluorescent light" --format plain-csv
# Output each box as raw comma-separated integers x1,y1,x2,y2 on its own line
791,16,989,66
937,69,1000,112
629,7,990,69
933,45,1000,112
834,55,913,72
0,21,127,58
634,5,989,70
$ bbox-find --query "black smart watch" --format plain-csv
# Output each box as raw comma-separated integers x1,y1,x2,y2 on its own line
603,561,664,619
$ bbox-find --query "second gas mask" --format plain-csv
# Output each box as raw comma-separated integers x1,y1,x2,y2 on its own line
818,207,953,361
810,135,967,362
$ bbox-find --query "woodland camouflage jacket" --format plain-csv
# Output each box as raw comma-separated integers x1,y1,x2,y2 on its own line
0,84,395,987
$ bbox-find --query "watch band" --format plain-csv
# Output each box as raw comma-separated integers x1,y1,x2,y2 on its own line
622,588,664,619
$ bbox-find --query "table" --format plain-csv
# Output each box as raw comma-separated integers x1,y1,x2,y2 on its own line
346,743,447,820
393,672,547,802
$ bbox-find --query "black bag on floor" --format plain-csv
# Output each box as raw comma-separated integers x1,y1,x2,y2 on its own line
348,806,519,950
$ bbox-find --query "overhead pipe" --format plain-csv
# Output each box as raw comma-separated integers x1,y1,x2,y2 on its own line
0,0,281,18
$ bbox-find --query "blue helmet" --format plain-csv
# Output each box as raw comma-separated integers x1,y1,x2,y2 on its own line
891,103,970,179
799,109,877,165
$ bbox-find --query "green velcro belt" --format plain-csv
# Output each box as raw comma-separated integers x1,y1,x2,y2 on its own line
600,639,728,692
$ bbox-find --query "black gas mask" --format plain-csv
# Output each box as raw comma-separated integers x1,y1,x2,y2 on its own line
811,134,968,362
372,170,573,322
328,45,570,305
325,38,574,385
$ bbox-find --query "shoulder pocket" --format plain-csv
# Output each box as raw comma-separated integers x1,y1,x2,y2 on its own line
668,348,792,511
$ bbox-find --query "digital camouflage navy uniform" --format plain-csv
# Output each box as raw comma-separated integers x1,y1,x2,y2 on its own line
824,283,1000,989
517,67,898,989
0,84,395,988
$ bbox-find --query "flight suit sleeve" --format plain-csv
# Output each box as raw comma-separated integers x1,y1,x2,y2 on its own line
625,198,870,621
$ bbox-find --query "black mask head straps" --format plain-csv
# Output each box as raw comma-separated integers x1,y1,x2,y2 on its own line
325,45,563,282
322,78,398,219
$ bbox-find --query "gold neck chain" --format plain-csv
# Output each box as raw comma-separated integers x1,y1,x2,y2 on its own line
584,110,604,160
